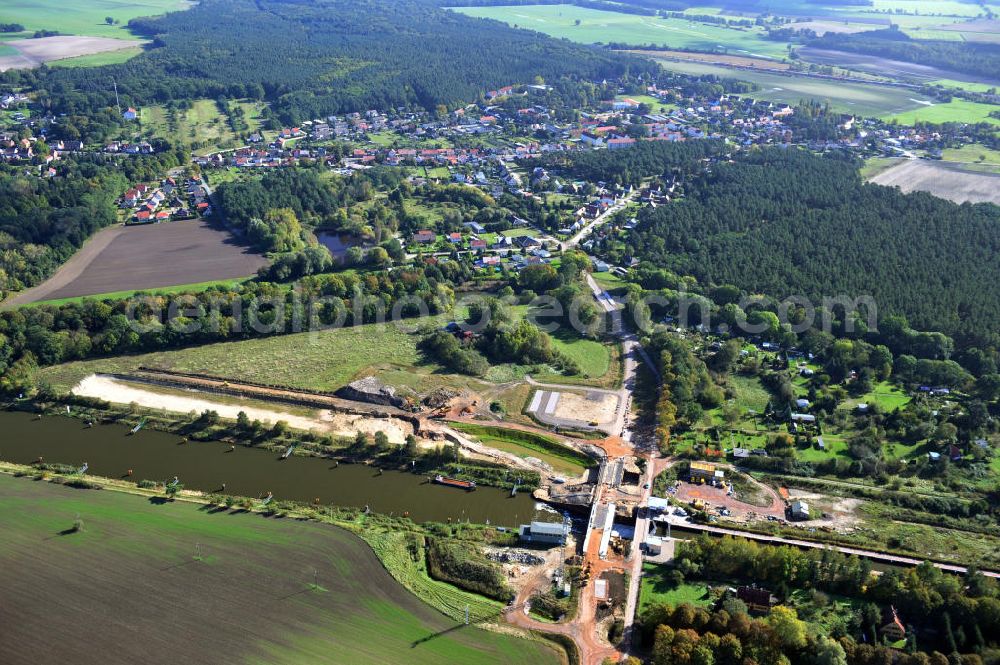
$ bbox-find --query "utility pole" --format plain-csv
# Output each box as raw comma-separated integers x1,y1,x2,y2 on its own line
112,79,121,117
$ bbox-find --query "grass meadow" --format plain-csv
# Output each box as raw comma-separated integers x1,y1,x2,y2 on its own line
39,319,428,393
650,57,934,116
639,565,716,612
0,0,192,39
27,278,253,308
48,46,145,67
452,4,791,58
882,98,1000,125
139,99,266,153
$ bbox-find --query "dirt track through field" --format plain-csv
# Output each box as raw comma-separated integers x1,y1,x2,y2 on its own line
4,219,268,305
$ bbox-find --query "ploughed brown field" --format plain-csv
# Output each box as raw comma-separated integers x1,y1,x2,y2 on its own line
6,219,269,304
870,159,1000,206
0,474,560,665
0,36,142,71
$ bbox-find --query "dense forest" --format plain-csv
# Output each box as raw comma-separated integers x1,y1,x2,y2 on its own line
535,139,725,186
23,0,653,125
624,148,1000,342
808,28,1000,83
0,151,185,296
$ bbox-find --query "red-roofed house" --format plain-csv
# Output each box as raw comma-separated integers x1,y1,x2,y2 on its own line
608,137,637,150
413,230,436,244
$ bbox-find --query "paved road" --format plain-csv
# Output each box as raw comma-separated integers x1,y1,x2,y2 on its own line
658,516,1000,579
504,191,658,663
511,268,659,664
562,191,637,251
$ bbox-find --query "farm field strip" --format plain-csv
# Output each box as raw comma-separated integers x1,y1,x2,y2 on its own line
452,4,791,59
0,35,143,72
648,57,933,116
880,98,1000,125
0,474,560,665
0,0,193,39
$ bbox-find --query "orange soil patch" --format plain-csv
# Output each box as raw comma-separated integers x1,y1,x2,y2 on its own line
675,481,784,519
595,436,632,458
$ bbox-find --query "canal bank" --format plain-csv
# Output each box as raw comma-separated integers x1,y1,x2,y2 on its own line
0,409,541,526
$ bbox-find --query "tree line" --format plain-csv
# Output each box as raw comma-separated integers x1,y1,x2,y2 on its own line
534,138,726,187
0,264,467,395
808,28,1000,82
0,151,185,296
623,147,1000,346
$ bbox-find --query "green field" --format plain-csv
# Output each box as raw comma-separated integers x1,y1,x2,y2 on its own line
796,433,850,462
867,0,994,15
48,45,145,67
618,93,676,114
846,381,912,412
881,98,1000,125
859,156,902,179
639,565,715,612
26,277,253,307
504,302,616,387
141,98,266,153
38,306,611,396
940,143,1000,165
0,0,192,38
929,78,1000,92
449,422,595,477
650,57,933,116
547,333,612,380
453,4,791,59
728,374,771,414
39,319,427,392
0,474,558,665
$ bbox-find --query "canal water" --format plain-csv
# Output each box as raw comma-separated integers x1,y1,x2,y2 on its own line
0,410,538,526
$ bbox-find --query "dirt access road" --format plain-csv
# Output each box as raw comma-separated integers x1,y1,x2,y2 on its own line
561,191,637,252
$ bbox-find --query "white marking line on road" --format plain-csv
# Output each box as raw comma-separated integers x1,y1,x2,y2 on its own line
528,390,544,413
544,391,561,415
